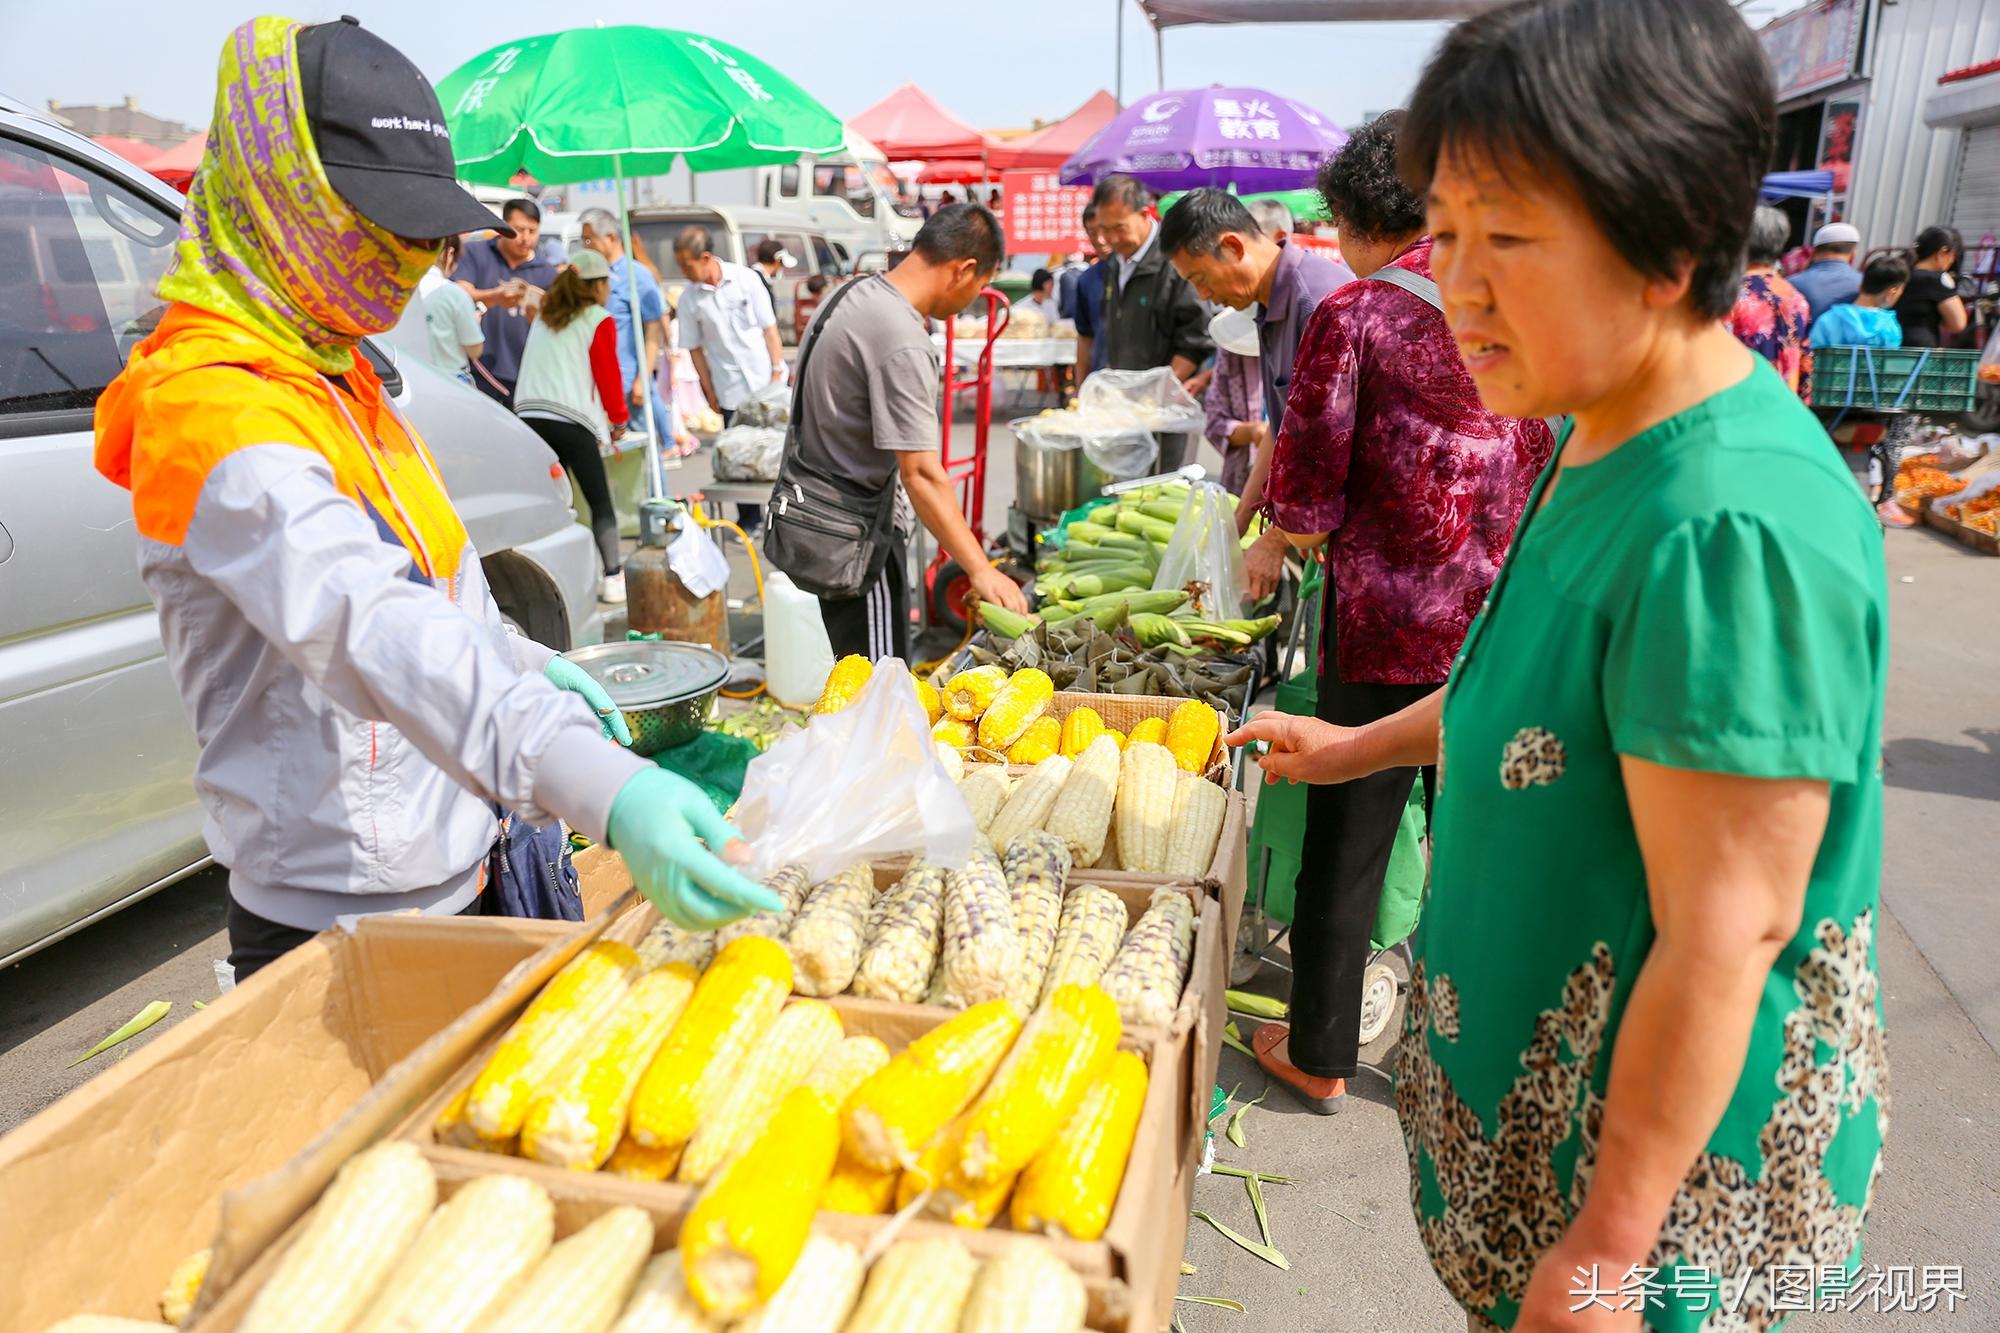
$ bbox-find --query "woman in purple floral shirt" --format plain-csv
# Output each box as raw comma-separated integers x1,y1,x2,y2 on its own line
1253,112,1554,1112
1727,206,1813,402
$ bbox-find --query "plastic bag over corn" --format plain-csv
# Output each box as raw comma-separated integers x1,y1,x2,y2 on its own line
732,658,975,882
1151,480,1246,622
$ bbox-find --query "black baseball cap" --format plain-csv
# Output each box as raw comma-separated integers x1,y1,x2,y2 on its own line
296,16,513,240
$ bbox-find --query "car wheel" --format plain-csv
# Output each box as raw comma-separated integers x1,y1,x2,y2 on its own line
483,551,572,651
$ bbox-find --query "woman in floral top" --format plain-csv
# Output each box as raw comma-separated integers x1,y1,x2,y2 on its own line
1252,111,1554,1113
1728,206,1813,402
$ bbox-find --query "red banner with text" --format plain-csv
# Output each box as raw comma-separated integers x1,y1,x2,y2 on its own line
1001,170,1090,255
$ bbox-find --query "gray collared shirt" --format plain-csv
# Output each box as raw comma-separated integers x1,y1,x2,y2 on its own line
1255,237,1354,436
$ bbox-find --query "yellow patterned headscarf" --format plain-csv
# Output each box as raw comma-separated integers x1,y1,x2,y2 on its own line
158,16,437,374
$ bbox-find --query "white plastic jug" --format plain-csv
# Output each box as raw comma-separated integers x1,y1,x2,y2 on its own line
762,570,838,708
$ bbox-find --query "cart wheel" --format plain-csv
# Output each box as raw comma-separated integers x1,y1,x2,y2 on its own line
1355,959,1403,1048
930,559,974,632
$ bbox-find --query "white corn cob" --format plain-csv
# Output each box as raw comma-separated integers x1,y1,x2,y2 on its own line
637,920,715,971
958,766,1014,834
238,1141,437,1333
786,864,880,997
350,1174,554,1333
484,1206,655,1333
1042,734,1121,865
1091,817,1120,870
841,1239,980,1333
936,848,1022,1008
732,1234,867,1333
935,741,966,784
1163,771,1229,877
1037,883,1131,1003
713,863,812,947
609,1251,725,1333
958,1241,1088,1332
985,755,1072,849
850,862,948,1002
1099,887,1197,1029
1001,832,1070,1009
676,999,845,1184
1113,742,1177,873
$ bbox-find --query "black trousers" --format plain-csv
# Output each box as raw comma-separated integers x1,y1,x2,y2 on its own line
225,894,488,983
1288,648,1439,1079
818,538,909,661
524,415,621,576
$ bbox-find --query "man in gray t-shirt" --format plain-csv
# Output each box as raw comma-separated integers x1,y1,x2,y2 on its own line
776,204,1029,660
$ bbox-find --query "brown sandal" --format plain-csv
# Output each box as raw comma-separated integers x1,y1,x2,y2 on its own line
1251,1022,1347,1115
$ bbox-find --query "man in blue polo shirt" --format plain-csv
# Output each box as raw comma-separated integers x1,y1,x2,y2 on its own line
454,196,559,403
579,207,679,450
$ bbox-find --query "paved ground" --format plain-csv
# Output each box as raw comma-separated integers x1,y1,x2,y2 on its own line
3,400,1995,1332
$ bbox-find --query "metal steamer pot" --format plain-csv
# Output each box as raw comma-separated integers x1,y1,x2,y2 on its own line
560,640,729,758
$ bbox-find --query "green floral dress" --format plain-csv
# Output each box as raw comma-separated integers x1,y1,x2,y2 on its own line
1396,360,1889,1331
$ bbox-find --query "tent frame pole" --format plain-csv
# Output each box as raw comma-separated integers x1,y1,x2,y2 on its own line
616,155,669,499
1115,0,1124,104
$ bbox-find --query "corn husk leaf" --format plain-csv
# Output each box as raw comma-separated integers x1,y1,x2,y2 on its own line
1177,1296,1248,1313
1247,1172,1273,1247
1209,1164,1294,1184
1224,989,1287,1020
68,1000,170,1067
1225,1089,1266,1148
1191,1209,1290,1271
1180,1261,1198,1276
1221,1030,1256,1060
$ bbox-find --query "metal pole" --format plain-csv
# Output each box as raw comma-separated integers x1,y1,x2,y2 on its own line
617,156,669,498
1114,0,1124,105
1155,27,1164,90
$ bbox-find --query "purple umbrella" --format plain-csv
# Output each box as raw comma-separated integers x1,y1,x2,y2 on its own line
1060,86,1348,192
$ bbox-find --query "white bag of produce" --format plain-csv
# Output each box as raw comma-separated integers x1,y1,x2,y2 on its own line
733,378,793,428
713,424,787,481
1152,481,1246,621
732,658,974,882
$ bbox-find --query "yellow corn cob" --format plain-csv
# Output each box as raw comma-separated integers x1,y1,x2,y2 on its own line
732,1234,868,1333
842,1239,979,1333
1163,771,1228,877
936,849,1022,1008
1127,716,1167,747
895,1113,963,1204
713,863,812,948
608,1251,723,1333
628,936,792,1150
958,766,1013,833
521,963,700,1171
842,999,1024,1171
463,940,640,1139
1165,699,1220,773
851,862,947,1003
957,984,1120,1183
1058,706,1106,758
808,1033,893,1101
1038,884,1130,1003
484,1205,655,1333
912,673,944,724
637,920,715,972
1000,832,1070,1009
931,714,976,750
1042,733,1121,865
238,1141,436,1333
818,1148,900,1214
976,667,1053,749
985,753,1072,850
434,1082,516,1155
603,1134,683,1182
1099,887,1197,1028
944,664,1009,720
1111,741,1177,873
934,741,965,783
786,864,880,997
39,1321,175,1332
959,1241,1088,1333
676,999,843,1184
158,1247,209,1326
349,1174,554,1333
678,1090,838,1316
1012,1049,1148,1239
1003,714,1060,764
896,1116,1018,1228
813,654,873,714
1105,726,1127,749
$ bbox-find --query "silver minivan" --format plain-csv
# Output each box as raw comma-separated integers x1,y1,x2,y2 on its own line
630,204,845,344
0,97,605,965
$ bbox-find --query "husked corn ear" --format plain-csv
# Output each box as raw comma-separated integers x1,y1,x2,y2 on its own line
1000,833,1070,1009
464,940,639,1139
1127,716,1167,746
957,984,1120,1183
912,673,944,724
985,753,1072,850
1012,1050,1148,1240
936,849,1022,1008
1163,770,1228,877
976,667,1053,750
813,654,872,714
522,963,700,1171
896,1116,1016,1228
894,1113,962,1204
713,863,812,948
959,1241,1088,1333
677,999,843,1184
931,714,976,750
732,1234,866,1333
1058,706,1106,758
944,664,1008,720
842,1239,979,1333
1003,715,1060,765
786,864,880,997
1165,699,1221,773
851,863,947,1003
159,1247,209,1326
1092,818,1121,870
637,920,715,971
603,1134,683,1182
1105,726,1127,749
608,1251,723,1333
934,741,964,783
1042,734,1121,865
1039,884,1130,1002
629,936,792,1149
1112,741,1177,873
958,766,1013,834
238,1140,436,1333
1100,888,1196,1028
349,1174,553,1333
842,999,1024,1171
818,1149,899,1213
807,1033,892,1101
484,1206,654,1333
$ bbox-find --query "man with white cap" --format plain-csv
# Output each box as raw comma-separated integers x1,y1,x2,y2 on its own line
1790,222,1863,324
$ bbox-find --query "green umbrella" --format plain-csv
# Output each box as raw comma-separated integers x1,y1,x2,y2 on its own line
1158,187,1330,223
437,27,843,489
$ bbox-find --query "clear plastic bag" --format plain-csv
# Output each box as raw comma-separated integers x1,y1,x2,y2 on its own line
1077,367,1206,435
731,658,974,883
713,424,787,481
1152,481,1246,621
733,379,793,429
1009,414,1160,481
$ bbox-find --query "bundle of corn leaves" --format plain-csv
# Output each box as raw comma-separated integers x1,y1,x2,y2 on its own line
962,612,1255,713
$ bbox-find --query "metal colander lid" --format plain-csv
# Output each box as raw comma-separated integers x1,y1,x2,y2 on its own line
560,641,729,708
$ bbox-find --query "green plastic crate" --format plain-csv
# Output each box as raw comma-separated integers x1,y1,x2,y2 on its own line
1811,345,1980,413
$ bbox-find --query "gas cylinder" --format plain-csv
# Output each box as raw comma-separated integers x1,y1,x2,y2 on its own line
625,499,728,654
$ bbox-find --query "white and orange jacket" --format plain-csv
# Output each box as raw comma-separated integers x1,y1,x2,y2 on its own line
96,306,645,930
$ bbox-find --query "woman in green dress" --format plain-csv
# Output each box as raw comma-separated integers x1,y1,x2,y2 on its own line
1229,1,1888,1329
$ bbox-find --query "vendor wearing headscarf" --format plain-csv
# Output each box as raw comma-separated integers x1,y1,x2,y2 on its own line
94,17,777,979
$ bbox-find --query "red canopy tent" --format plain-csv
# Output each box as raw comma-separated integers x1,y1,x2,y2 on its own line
917,159,999,185
989,91,1120,171
850,83,999,161
147,132,208,193
91,136,160,167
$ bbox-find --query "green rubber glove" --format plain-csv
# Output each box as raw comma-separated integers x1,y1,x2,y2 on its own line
605,768,782,930
544,657,633,745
